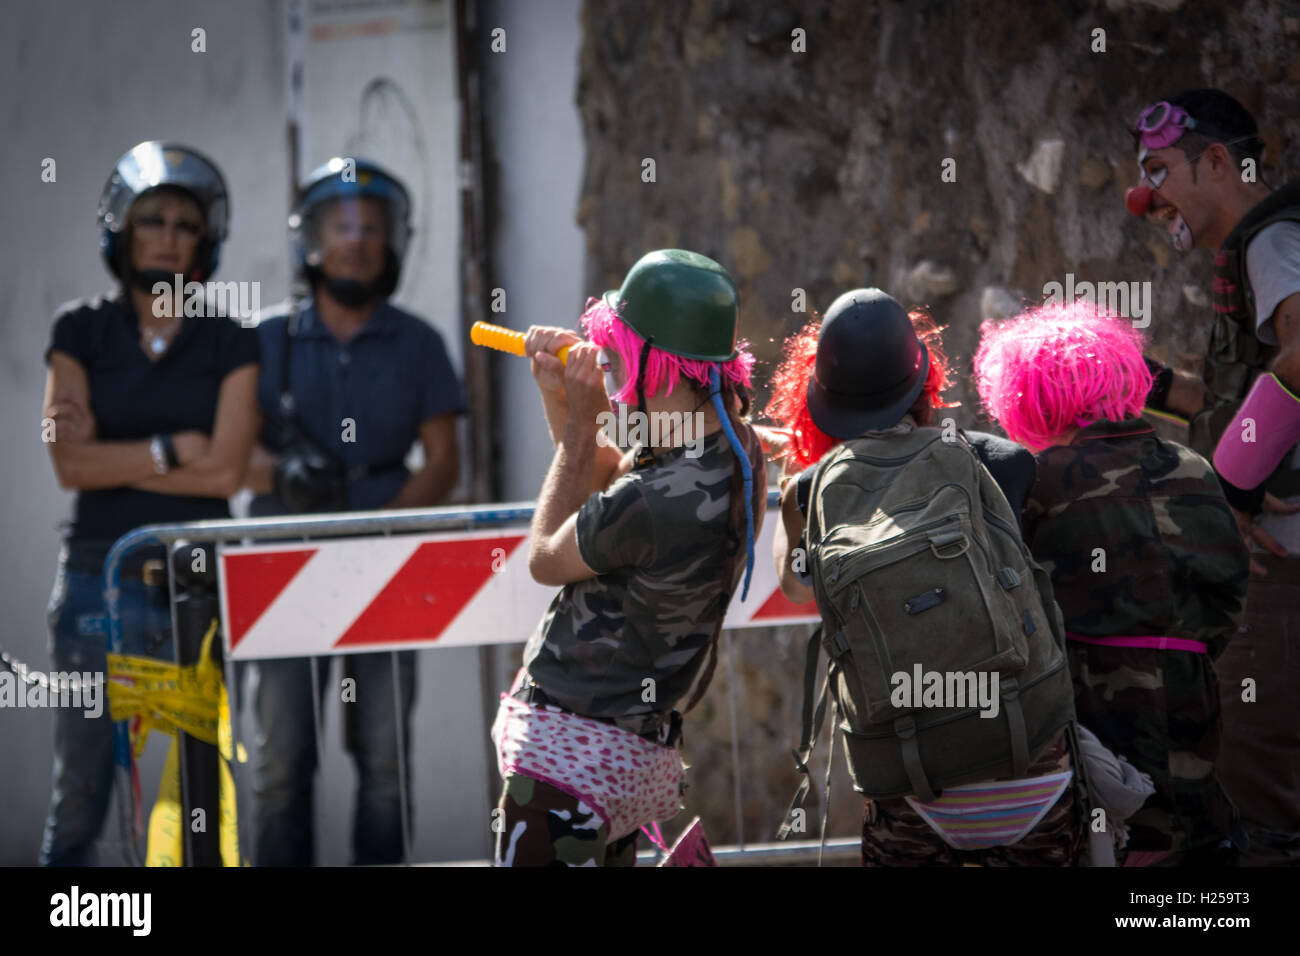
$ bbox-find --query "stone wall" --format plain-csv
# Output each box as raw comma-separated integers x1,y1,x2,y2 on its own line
574,0,1300,848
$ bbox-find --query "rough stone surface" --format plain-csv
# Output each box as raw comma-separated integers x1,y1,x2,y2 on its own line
1078,156,1113,190
980,285,1026,322
575,0,1300,848
1017,138,1067,195
903,259,960,304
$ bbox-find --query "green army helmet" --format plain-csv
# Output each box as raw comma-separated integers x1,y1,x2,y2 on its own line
601,249,739,361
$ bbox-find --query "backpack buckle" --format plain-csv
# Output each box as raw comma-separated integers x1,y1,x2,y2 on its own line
893,715,917,739
929,530,969,559
822,630,850,660
997,567,1021,590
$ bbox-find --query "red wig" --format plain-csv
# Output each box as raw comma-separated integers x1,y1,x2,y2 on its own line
764,310,956,470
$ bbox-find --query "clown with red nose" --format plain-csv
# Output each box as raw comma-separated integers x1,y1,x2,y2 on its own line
1123,89,1300,867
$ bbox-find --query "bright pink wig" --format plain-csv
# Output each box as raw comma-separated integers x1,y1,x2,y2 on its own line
579,297,754,403
764,310,956,471
973,300,1153,452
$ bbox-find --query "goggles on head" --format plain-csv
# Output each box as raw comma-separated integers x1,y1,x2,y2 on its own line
1132,101,1199,150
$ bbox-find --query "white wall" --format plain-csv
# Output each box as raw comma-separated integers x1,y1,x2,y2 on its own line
481,0,587,503
0,0,588,866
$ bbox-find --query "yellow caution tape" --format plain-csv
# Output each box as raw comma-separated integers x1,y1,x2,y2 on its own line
107,619,246,866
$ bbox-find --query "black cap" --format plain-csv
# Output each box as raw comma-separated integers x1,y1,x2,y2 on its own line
806,288,930,439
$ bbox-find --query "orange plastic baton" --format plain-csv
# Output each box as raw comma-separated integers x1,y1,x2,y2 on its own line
470,321,570,365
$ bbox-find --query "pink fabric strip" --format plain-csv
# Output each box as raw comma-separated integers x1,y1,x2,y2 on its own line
1066,632,1207,654
641,821,671,853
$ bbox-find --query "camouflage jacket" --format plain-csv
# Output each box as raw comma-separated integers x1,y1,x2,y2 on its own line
523,426,766,734
1023,417,1249,655
1024,417,1250,853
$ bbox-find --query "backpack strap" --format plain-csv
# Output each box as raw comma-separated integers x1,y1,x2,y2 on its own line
803,444,836,558
1064,719,1091,813
1063,718,1107,866
818,694,838,867
777,625,829,840
1001,676,1032,779
894,714,938,803
776,445,846,840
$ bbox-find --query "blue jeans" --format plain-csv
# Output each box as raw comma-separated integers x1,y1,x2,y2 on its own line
249,651,415,865
40,550,173,866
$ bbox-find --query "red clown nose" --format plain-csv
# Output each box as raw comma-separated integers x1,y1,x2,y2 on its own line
1125,184,1153,217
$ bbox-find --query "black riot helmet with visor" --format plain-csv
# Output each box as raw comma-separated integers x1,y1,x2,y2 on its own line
289,158,412,304
97,141,229,286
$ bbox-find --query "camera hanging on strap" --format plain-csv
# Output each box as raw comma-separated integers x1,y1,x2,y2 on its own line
273,293,348,513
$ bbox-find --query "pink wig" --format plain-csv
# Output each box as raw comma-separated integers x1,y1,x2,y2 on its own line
973,300,1153,452
580,297,754,403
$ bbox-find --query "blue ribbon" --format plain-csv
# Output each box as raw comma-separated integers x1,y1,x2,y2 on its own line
709,366,755,600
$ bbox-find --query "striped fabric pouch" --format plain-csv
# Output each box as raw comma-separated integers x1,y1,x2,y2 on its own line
903,771,1074,850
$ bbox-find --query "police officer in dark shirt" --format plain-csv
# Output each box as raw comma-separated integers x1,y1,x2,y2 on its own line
40,142,260,865
242,158,464,866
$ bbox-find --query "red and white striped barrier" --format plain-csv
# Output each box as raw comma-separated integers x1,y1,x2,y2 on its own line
217,506,817,660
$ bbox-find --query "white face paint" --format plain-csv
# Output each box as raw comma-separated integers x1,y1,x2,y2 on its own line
1170,212,1194,253
596,348,628,415
596,348,619,400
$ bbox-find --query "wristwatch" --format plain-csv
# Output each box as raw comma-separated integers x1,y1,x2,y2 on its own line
161,433,180,469
149,435,169,475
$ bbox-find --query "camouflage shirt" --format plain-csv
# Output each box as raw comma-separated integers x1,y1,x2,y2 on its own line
523,426,766,733
1023,417,1250,853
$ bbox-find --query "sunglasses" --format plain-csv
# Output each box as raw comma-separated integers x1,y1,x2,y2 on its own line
133,213,204,240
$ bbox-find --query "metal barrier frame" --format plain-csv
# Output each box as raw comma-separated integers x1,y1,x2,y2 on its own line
101,493,851,866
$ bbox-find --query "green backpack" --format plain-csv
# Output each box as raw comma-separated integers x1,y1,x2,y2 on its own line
780,424,1076,834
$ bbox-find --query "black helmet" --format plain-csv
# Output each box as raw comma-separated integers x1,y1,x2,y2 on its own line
289,157,411,299
97,141,229,282
806,288,930,438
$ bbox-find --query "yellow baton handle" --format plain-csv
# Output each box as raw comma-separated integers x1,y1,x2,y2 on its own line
471,321,570,364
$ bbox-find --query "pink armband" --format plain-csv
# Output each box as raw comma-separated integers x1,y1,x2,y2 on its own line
1213,373,1300,490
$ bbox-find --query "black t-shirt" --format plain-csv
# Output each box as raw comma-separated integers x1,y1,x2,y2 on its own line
45,293,260,556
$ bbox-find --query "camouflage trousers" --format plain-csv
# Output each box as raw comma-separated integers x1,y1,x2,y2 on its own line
493,773,639,867
1215,553,1300,866
1068,641,1236,856
861,731,1083,866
